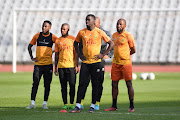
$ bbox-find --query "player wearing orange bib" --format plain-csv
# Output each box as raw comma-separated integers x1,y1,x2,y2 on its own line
104,19,136,112
26,20,58,109
54,23,79,110
69,14,114,113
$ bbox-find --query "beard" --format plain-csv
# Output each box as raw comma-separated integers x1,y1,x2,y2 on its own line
86,25,91,30
117,28,123,33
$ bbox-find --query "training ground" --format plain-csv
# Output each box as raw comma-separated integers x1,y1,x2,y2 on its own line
0,65,180,120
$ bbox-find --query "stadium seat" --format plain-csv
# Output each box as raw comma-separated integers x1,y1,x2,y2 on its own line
0,0,180,64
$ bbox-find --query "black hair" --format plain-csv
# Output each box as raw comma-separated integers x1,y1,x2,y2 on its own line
86,14,96,20
43,20,52,26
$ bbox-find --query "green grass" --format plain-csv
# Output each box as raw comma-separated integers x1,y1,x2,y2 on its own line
0,72,180,120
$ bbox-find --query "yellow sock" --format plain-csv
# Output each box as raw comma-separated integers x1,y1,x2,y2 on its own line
95,101,100,106
81,99,84,105
65,104,68,106
70,104,74,106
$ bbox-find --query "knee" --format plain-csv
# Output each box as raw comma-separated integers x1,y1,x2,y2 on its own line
70,84,75,90
32,82,39,87
44,85,50,90
61,85,67,90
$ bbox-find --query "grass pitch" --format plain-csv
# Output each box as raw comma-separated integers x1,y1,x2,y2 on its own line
0,72,180,120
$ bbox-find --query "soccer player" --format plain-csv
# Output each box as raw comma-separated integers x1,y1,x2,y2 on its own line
79,17,114,110
104,19,136,112
69,14,114,113
26,20,58,109
54,23,79,109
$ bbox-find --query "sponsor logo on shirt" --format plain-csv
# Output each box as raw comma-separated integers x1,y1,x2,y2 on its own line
69,41,72,44
39,39,49,44
86,38,96,45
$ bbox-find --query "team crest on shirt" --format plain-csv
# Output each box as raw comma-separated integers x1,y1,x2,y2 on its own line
113,38,116,41
94,35,97,39
122,39,124,42
64,40,66,42
69,41,72,44
89,34,92,36
84,36,86,38
118,37,119,38
59,42,61,44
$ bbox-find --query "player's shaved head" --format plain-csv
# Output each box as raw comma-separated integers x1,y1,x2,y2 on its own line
95,17,100,28
118,18,126,25
61,23,70,37
61,23,70,30
116,18,126,33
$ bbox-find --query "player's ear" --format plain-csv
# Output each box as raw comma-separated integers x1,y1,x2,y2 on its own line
49,25,51,29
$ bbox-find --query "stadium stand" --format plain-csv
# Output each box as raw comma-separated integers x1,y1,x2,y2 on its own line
0,0,180,64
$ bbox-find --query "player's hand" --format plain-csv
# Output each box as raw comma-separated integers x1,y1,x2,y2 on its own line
31,57,38,62
79,55,86,61
52,50,55,54
103,55,109,59
93,54,104,60
54,69,58,76
74,66,79,74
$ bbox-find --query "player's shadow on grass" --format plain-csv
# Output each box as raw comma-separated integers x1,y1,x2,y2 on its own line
0,100,179,112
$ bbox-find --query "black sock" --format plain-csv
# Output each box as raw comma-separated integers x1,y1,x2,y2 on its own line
130,99,134,109
112,99,117,109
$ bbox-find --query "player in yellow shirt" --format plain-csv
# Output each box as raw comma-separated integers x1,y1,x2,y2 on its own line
69,14,114,113
54,23,79,110
26,20,58,109
104,19,136,112
79,17,114,110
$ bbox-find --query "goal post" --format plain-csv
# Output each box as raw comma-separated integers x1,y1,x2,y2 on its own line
13,8,180,73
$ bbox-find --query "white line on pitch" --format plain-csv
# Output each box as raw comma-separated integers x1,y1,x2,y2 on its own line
0,110,179,116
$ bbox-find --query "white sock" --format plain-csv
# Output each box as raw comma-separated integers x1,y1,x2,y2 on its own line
43,101,47,105
90,103,95,108
76,103,81,109
31,100,35,105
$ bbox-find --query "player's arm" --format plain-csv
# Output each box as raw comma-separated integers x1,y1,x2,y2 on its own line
128,33,136,55
94,30,114,60
74,32,86,61
103,30,114,59
74,50,79,74
52,34,58,54
54,41,59,76
130,46,136,55
74,41,85,60
95,40,114,60
28,44,38,62
54,52,59,76
28,33,39,62
102,40,114,58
